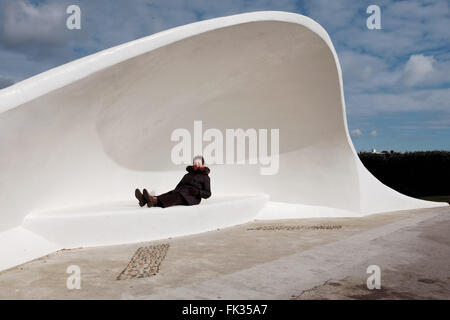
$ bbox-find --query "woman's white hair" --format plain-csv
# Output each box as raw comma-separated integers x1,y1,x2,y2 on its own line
193,155,205,165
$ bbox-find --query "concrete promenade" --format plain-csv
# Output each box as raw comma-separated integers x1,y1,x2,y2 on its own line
0,205,449,299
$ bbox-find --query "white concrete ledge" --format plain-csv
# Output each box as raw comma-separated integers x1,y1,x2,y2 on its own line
22,194,269,248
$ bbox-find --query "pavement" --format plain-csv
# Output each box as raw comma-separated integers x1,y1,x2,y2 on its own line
0,205,449,299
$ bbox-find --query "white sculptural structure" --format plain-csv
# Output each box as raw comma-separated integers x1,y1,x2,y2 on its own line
0,11,447,272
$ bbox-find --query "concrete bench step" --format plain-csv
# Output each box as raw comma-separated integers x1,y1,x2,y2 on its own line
22,194,269,248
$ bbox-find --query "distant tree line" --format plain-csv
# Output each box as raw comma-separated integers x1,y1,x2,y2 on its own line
358,150,450,197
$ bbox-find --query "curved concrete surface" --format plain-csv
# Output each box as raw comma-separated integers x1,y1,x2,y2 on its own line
0,11,447,271
22,194,268,248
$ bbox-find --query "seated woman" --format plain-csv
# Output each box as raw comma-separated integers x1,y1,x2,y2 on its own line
135,155,211,208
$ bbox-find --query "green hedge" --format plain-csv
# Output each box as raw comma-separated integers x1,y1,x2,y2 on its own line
358,151,450,197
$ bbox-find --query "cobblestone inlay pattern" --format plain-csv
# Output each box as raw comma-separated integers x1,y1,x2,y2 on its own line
117,244,170,280
247,225,342,231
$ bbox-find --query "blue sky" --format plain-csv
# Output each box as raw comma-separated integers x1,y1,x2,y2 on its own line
0,0,449,152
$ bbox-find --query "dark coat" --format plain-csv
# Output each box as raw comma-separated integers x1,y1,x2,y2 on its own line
170,165,211,205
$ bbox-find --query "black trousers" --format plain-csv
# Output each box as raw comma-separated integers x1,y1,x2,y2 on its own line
156,191,188,208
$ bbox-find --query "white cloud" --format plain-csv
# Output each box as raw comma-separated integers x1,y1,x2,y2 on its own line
306,0,449,58
401,54,435,86
339,50,401,93
341,50,450,92
347,88,450,116
350,129,362,138
0,0,68,47
302,0,357,30
370,130,377,137
340,51,450,117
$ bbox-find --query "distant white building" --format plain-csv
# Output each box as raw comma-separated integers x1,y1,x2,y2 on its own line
371,148,385,154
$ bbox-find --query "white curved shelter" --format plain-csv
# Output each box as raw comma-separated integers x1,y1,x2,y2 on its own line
0,11,447,271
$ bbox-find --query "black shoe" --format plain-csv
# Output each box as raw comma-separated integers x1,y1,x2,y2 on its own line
135,188,146,207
